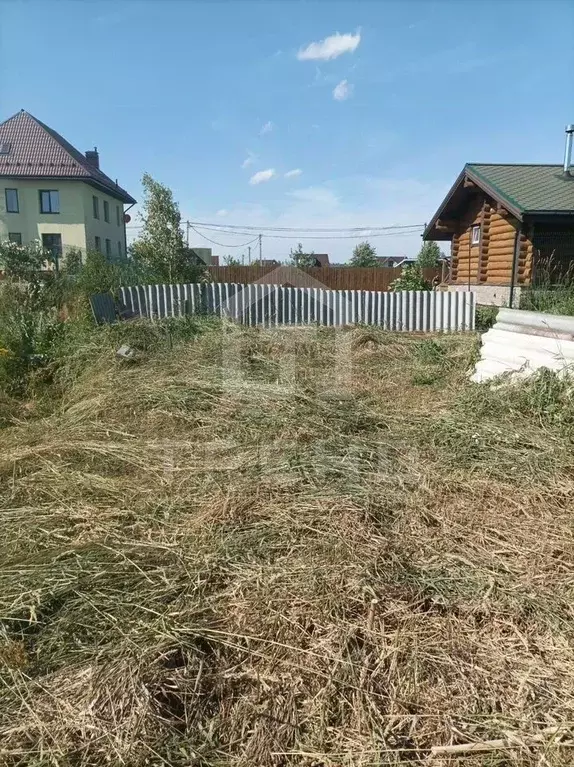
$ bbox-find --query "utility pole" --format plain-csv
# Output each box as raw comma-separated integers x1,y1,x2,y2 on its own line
248,245,251,265
186,221,190,246
258,233,262,266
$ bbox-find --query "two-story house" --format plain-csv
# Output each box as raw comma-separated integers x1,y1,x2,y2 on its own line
0,110,136,266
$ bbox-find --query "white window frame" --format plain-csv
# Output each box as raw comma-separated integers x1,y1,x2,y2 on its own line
471,225,481,245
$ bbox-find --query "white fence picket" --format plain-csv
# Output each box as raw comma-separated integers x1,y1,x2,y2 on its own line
118,283,475,333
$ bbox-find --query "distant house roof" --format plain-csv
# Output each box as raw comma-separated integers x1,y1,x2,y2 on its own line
376,255,414,266
424,163,574,240
313,253,329,267
189,247,214,265
0,110,136,204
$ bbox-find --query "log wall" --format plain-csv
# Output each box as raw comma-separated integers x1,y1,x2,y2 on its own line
451,197,483,285
449,193,533,286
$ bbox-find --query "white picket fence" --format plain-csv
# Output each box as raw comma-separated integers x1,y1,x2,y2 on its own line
119,282,475,332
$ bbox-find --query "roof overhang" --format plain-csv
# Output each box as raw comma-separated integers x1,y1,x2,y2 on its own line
423,165,523,241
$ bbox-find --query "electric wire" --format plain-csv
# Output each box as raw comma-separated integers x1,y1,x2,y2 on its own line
188,220,425,233
189,227,260,249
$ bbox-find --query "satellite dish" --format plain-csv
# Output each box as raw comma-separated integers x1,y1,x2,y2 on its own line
124,213,131,223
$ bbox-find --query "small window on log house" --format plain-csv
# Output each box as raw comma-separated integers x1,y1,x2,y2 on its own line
471,225,481,245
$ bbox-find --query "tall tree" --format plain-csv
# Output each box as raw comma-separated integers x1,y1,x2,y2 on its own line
223,254,241,266
416,241,444,267
349,241,379,267
289,243,317,268
130,173,204,283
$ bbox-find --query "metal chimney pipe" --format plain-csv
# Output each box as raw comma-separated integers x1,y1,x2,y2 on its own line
564,124,574,175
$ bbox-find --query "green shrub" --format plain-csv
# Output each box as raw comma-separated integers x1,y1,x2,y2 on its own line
475,305,498,332
520,287,574,316
74,250,143,297
413,340,449,366
0,283,64,395
389,264,431,292
511,368,574,427
0,240,52,279
520,255,574,316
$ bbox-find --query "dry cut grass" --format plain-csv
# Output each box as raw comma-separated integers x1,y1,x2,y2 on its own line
1,321,574,766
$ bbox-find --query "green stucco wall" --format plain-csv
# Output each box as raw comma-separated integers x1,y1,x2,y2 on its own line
0,179,128,261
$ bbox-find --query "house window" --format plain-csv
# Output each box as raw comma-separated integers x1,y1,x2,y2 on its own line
39,190,60,213
117,240,122,257
471,225,481,245
5,188,19,213
116,205,121,226
95,235,101,252
8,232,22,245
41,233,62,265
105,238,111,257
103,200,109,223
93,195,99,219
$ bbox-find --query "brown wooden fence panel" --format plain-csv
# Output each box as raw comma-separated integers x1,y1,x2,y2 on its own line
207,265,441,291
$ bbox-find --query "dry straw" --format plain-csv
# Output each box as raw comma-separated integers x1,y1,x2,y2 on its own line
1,321,574,766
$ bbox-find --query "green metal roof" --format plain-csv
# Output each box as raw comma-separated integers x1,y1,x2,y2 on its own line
466,164,574,215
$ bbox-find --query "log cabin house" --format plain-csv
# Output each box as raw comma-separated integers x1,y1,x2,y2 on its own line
423,126,574,305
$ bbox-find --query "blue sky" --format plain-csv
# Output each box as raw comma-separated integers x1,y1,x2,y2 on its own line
1,0,573,261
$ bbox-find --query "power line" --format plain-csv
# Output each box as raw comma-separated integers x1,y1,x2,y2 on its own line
126,220,424,243
126,225,424,238
189,226,260,249
190,225,423,241
188,220,425,233
126,222,424,237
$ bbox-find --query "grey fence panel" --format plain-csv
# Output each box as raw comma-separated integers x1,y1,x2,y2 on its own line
89,293,117,325
118,283,475,332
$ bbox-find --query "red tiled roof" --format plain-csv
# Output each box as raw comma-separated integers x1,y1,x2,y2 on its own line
0,110,136,204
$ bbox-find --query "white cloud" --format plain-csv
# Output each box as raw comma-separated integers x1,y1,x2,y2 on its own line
259,121,274,136
249,168,276,185
216,209,228,217
241,151,256,169
297,31,361,61
285,168,303,178
333,79,353,101
287,185,339,206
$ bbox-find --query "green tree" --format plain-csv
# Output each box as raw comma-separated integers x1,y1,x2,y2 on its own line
349,241,379,267
389,264,431,292
416,241,444,268
0,240,52,281
130,173,205,283
289,243,317,268
223,254,241,266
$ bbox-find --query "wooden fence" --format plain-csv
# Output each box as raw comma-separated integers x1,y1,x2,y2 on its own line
207,265,442,291
119,282,475,333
